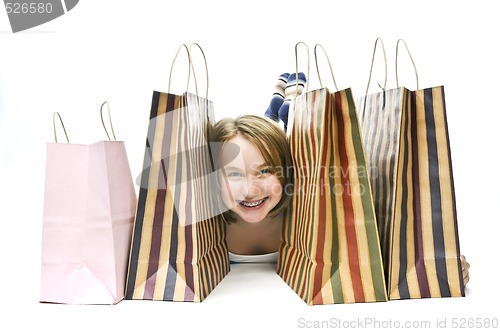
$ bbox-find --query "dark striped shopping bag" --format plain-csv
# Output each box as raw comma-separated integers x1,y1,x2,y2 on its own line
277,43,388,305
356,39,465,300
125,44,229,302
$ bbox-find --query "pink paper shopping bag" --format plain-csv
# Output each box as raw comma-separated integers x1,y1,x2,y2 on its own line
40,109,137,304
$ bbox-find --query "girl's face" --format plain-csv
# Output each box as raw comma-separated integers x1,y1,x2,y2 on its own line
220,134,283,224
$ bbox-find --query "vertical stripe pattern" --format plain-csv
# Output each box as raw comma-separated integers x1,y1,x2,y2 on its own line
277,87,387,305
125,91,230,302
356,86,464,300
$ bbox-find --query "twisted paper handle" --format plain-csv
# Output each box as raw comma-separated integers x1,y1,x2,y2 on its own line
396,39,419,89
100,101,117,141
53,112,69,143
314,43,339,91
364,37,387,96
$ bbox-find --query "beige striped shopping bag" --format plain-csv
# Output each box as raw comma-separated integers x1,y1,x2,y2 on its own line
356,39,464,300
125,44,229,302
277,43,387,305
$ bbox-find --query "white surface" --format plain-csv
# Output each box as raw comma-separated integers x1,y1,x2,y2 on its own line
1,1,499,331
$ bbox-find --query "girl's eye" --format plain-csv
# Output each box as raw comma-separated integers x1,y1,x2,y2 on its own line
259,168,271,175
227,172,244,178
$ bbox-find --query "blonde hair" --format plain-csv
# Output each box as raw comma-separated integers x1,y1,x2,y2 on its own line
211,115,293,223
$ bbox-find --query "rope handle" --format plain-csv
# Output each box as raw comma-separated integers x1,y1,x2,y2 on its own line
167,44,191,94
100,101,117,141
52,112,70,143
294,41,310,97
396,39,419,89
189,43,209,99
314,44,339,91
364,37,387,96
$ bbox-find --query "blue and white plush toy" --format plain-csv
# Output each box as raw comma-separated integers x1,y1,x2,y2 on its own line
264,72,307,131
264,73,290,122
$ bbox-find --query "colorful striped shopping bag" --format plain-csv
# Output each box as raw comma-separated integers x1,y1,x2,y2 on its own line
125,44,229,302
356,39,464,300
277,43,387,305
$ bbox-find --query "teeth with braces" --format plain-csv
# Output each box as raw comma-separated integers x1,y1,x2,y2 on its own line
240,198,266,207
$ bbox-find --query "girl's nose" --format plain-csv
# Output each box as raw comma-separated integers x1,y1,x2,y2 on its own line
244,176,263,198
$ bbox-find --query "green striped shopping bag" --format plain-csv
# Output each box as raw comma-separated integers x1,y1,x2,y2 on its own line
356,39,464,300
125,44,229,302
277,43,387,305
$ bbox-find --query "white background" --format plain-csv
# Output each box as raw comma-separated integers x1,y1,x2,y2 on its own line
1,0,499,331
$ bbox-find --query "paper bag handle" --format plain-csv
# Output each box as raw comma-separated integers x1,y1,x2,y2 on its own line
53,112,70,143
294,41,310,97
396,39,419,89
100,101,117,141
314,44,339,91
364,37,387,96
189,43,209,99
168,44,191,94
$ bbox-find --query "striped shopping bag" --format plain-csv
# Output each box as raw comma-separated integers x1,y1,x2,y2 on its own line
277,43,387,305
356,39,464,300
125,44,229,302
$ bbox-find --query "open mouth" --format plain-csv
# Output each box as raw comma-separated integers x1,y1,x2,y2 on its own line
239,197,268,208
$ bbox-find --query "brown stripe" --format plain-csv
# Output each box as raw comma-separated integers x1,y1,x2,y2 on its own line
312,90,330,305
336,91,365,303
306,91,323,302
410,91,431,298
296,95,311,301
280,109,298,286
291,95,310,292
183,95,195,301
144,93,176,299
126,91,161,299
439,87,465,296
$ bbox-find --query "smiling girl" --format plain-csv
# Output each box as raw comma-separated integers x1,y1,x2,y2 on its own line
211,114,293,263
211,114,470,286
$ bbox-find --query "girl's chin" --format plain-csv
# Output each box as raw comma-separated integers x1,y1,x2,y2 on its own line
238,214,267,224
